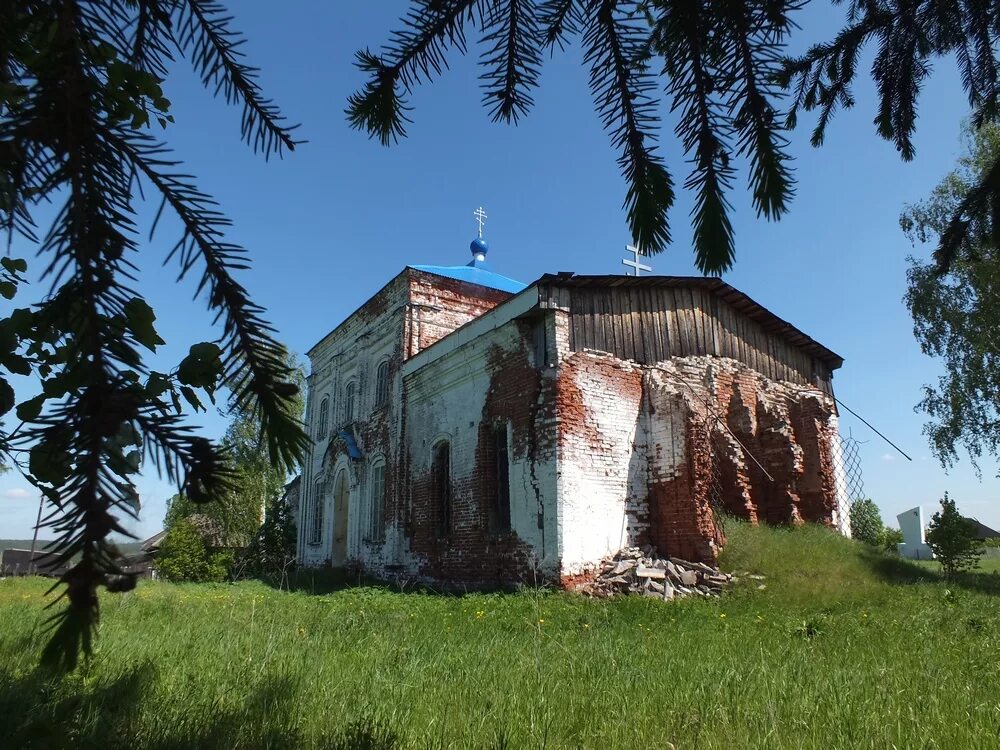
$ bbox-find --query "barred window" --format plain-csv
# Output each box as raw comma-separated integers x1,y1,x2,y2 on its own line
309,479,325,545
368,459,386,542
375,360,390,407
317,396,329,440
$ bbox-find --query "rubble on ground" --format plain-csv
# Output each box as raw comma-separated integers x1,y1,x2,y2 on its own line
577,545,755,600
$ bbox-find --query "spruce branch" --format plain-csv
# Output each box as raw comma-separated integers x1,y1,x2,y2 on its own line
583,0,674,255
870,9,928,161
111,130,308,470
129,0,174,77
347,0,480,144
2,0,304,670
778,11,891,140
659,1,737,272
537,0,582,51
716,0,794,222
26,0,147,669
479,0,543,123
174,0,301,158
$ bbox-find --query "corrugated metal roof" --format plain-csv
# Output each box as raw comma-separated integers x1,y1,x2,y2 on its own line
537,273,844,370
408,264,527,294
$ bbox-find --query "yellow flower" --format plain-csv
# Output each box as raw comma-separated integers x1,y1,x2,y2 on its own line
538,619,545,624
719,613,727,619
583,623,590,629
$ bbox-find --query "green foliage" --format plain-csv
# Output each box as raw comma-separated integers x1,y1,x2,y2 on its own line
164,352,304,555
1,1,308,669
155,518,230,583
219,353,305,547
926,494,985,579
161,352,302,585
902,122,1000,471
2,523,999,747
849,499,884,546
878,527,904,555
239,492,298,581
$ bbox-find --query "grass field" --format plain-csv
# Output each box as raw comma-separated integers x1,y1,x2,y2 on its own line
2,523,999,749
915,556,1000,574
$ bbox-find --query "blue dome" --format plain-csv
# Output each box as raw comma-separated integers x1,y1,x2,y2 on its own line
470,237,489,256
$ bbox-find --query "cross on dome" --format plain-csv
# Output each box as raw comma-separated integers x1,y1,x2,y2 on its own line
474,206,487,239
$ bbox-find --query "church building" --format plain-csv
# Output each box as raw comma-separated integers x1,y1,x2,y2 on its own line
296,223,846,588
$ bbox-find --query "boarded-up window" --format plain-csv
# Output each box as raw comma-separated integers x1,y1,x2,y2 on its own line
368,460,386,542
375,360,390,407
489,422,511,534
432,441,451,537
309,479,324,545
317,396,329,440
343,381,356,424
532,317,549,366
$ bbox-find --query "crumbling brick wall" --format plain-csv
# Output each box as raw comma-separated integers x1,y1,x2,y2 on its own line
555,353,644,576
407,271,512,356
401,315,560,587
555,351,840,580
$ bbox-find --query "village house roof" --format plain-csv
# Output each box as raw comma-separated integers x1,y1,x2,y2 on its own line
139,529,168,553
967,518,1000,539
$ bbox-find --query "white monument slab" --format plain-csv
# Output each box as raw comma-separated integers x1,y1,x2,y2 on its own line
896,506,934,560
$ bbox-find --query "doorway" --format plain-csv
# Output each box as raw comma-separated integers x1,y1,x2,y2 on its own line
332,468,349,564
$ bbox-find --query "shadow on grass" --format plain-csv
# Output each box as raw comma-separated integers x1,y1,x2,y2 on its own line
0,661,156,750
860,548,1000,596
0,662,402,750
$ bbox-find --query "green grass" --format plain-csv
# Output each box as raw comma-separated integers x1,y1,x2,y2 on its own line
913,556,1000,575
2,523,999,749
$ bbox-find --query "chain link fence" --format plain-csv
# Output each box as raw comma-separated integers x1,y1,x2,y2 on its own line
834,433,867,534
703,417,867,537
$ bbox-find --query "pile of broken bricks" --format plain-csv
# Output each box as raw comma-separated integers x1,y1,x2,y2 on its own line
577,546,760,600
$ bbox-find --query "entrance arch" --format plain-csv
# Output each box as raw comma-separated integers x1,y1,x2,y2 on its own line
331,467,350,564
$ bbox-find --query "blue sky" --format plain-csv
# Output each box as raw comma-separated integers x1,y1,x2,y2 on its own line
2,2,997,539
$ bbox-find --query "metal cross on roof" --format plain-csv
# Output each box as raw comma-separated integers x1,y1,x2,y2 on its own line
474,206,487,238
622,244,652,276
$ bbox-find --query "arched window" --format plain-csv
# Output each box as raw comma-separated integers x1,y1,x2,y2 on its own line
317,396,329,440
343,381,356,424
309,479,325,545
432,441,451,537
368,458,386,542
374,360,390,407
